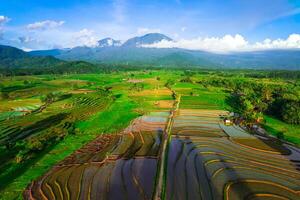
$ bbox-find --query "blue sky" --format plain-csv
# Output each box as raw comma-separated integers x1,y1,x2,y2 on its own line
0,0,300,51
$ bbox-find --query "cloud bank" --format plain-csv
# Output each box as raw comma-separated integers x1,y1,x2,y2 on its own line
142,34,300,53
27,20,65,30
71,29,99,47
0,16,10,25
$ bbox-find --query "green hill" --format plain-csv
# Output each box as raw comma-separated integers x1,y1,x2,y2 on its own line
0,45,63,69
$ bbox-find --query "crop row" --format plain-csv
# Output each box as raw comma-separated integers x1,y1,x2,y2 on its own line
0,93,111,146
166,109,300,200
24,111,170,200
25,158,158,200
171,109,227,138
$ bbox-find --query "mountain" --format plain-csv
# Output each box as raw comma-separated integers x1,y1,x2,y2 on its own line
0,45,63,68
97,38,121,48
122,33,172,48
23,33,300,70
200,50,300,70
30,49,66,57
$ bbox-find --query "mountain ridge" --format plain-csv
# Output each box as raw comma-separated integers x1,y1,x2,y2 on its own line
0,45,63,69
97,38,122,48
2,33,300,70
121,33,172,48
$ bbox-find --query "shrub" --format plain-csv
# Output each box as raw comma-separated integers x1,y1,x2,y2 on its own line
277,132,285,140
27,139,44,151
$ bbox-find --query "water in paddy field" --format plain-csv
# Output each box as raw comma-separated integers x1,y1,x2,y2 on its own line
166,109,300,200
24,109,300,200
24,111,169,200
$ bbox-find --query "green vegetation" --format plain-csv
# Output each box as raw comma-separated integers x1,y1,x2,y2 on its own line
263,115,300,145
0,95,139,199
0,69,299,199
197,74,299,124
0,45,62,69
0,73,136,199
76,94,139,134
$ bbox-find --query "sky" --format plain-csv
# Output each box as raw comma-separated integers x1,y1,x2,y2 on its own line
0,0,300,52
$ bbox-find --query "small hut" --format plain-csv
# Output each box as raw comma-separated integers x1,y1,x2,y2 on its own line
224,118,232,126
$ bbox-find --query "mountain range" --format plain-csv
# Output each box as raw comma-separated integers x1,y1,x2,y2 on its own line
1,33,300,70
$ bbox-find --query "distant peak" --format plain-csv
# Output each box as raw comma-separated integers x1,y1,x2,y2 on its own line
122,33,173,48
97,38,122,48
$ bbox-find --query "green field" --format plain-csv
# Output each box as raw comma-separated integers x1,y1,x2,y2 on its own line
264,115,300,145
0,70,299,199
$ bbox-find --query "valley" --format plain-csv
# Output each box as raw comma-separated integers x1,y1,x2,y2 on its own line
2,1,300,199
0,70,299,199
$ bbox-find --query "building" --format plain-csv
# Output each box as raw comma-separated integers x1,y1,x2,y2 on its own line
224,118,232,126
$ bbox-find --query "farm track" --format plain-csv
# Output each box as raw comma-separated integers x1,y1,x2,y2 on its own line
153,95,180,200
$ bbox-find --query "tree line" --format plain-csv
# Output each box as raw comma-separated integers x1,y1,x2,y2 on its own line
197,76,300,125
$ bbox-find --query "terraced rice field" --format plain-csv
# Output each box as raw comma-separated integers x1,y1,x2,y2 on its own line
24,111,170,200
24,99,300,200
0,92,110,146
166,108,300,200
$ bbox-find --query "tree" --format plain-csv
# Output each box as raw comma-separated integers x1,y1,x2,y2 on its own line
23,80,30,85
165,79,175,89
282,101,300,124
277,132,285,140
41,92,56,104
180,76,193,83
261,85,273,102
27,139,44,151
1,91,9,100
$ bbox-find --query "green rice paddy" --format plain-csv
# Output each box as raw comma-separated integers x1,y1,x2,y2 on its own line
0,70,299,199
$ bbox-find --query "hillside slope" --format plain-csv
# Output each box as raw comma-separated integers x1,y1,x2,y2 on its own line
0,45,63,68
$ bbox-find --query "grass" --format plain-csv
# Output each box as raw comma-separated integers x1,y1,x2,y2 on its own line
263,115,300,146
173,83,230,110
0,94,139,199
0,73,144,199
76,94,140,134
0,132,96,199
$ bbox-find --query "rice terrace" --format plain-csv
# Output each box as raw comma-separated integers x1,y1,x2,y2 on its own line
1,0,300,199
0,70,299,200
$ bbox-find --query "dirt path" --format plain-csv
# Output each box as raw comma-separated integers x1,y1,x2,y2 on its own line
153,95,181,200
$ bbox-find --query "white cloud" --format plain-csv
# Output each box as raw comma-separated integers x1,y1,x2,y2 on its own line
181,27,186,32
142,34,300,53
253,34,300,50
0,16,10,40
21,47,34,52
71,28,99,47
137,27,161,35
27,20,65,30
18,36,36,43
0,16,10,25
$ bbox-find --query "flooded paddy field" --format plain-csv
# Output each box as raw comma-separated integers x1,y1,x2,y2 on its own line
166,108,300,200
23,97,300,200
24,108,300,200
24,111,170,200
